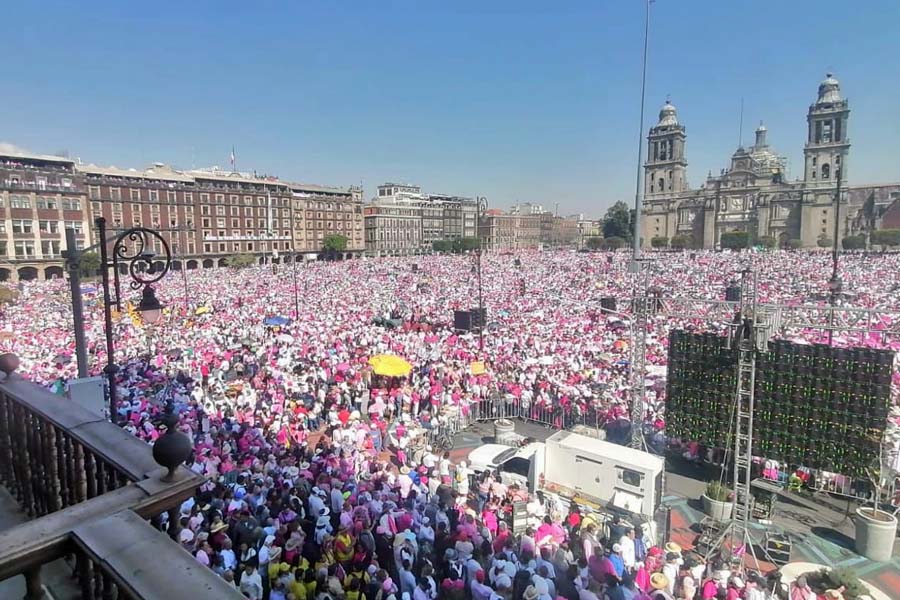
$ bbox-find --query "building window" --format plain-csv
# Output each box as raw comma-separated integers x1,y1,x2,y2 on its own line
215,205,226,216
12,219,33,233
204,243,212,253
167,191,177,204
11,195,31,209
36,197,58,210
149,190,159,202
215,194,224,203
62,199,81,211
88,186,101,199
38,220,60,234
41,240,61,258
130,189,141,201
216,217,226,228
110,188,121,201
14,241,35,258
65,221,83,234
822,164,831,180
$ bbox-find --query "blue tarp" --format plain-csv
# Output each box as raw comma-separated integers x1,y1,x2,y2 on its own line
263,315,291,326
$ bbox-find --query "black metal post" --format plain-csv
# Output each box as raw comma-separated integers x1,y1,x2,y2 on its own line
96,217,119,421
476,197,487,354
94,216,172,422
292,252,300,320
828,168,843,346
64,227,89,378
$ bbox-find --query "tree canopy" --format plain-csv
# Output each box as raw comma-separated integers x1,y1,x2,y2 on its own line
602,201,632,241
720,231,749,250
650,236,669,249
226,254,257,268
323,234,348,252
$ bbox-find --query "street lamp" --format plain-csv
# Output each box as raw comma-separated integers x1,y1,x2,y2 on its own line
95,217,172,422
475,197,488,353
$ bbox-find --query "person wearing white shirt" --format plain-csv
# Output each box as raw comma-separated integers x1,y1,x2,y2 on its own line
239,564,263,600
618,529,636,570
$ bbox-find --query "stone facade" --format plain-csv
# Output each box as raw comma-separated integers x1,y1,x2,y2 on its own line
0,149,362,281
641,74,898,249
478,211,542,251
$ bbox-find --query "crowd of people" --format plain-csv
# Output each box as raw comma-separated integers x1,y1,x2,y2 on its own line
1,249,899,599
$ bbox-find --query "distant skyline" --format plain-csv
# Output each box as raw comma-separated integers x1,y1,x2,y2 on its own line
1,1,898,217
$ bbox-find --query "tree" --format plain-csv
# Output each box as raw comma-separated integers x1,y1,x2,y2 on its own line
670,234,693,250
601,236,625,250
842,234,866,250
871,229,900,250
226,254,256,268
432,240,451,253
78,252,101,278
719,231,749,250
602,201,632,241
456,237,481,252
650,236,669,249
817,236,834,248
757,236,777,250
585,237,603,250
323,234,348,252
781,238,802,250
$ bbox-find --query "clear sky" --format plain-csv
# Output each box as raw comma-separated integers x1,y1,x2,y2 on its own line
2,1,898,217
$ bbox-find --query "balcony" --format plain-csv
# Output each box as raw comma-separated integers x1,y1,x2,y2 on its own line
0,365,241,599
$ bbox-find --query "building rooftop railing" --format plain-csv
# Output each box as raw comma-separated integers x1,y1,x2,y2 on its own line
0,366,242,599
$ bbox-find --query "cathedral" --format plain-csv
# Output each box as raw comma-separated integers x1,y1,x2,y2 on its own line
640,74,900,249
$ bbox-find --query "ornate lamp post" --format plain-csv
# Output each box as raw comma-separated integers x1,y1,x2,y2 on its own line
95,217,171,421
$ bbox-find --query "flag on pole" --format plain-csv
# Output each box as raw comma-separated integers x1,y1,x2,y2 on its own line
230,146,236,171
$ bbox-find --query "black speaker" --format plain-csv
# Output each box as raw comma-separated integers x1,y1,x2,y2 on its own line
600,297,617,314
470,307,487,330
606,255,614,264
725,285,742,302
412,263,419,273
454,310,473,331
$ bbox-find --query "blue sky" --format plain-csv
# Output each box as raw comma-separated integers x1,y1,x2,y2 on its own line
2,1,898,217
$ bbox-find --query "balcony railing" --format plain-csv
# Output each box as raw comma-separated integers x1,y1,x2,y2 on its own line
0,370,242,599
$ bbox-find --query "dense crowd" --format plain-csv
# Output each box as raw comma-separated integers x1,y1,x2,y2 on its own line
1,249,899,599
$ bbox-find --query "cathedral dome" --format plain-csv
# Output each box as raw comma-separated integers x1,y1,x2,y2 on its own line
817,72,842,104
657,100,678,127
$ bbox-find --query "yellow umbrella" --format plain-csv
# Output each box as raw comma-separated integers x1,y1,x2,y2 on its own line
368,354,413,377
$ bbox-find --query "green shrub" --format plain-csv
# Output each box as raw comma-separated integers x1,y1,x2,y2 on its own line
705,481,731,502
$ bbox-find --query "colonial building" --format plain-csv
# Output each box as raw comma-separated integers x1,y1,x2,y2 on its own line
363,183,478,255
0,148,362,281
0,152,90,282
641,74,900,248
363,203,423,255
478,211,542,251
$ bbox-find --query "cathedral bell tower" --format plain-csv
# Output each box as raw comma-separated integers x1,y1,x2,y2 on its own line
645,100,688,197
804,73,850,185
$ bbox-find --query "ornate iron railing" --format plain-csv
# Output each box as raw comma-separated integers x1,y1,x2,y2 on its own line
0,373,242,599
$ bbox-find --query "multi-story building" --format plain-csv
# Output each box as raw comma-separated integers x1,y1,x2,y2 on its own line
0,149,362,281
547,215,579,246
478,211,542,251
428,194,479,241
641,74,900,248
509,202,545,216
364,183,479,254
364,203,423,255
0,151,90,282
291,183,364,257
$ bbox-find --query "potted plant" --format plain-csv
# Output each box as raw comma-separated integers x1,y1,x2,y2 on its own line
702,480,734,521
854,441,898,562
